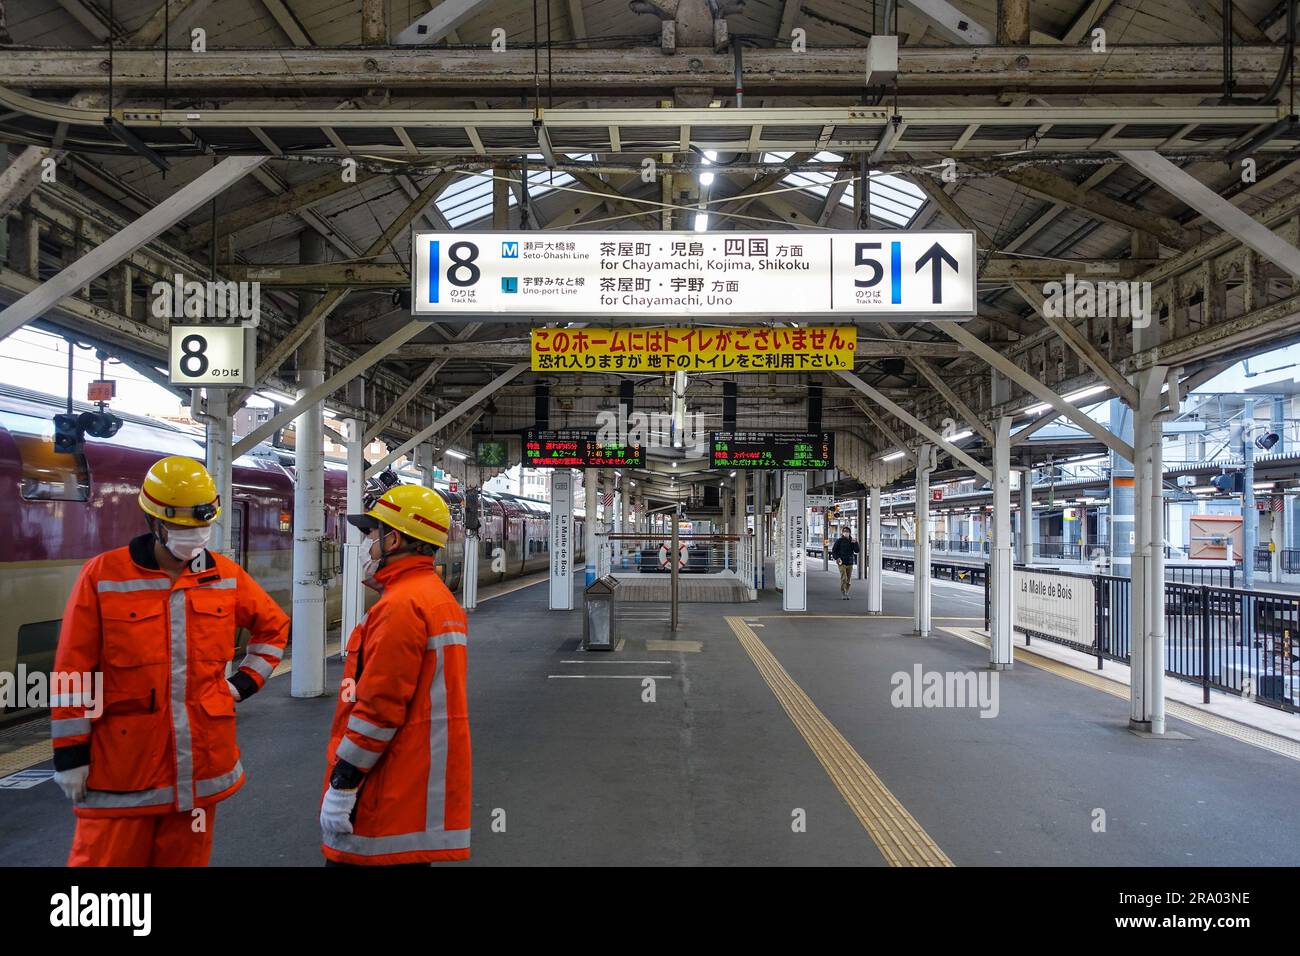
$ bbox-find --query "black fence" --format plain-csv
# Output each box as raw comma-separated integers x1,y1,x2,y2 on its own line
988,566,1298,714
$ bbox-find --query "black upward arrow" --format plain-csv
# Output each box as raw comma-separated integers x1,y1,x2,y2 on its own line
915,242,960,304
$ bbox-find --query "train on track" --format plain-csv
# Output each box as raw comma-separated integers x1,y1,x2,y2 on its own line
0,384,584,722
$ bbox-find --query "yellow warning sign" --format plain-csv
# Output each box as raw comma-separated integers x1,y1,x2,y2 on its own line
531,326,857,372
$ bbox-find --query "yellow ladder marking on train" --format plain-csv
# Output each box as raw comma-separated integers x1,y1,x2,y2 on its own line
943,626,1300,764
725,615,953,867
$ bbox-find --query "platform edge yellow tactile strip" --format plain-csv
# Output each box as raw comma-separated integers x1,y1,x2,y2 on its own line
943,626,1300,764
725,615,953,867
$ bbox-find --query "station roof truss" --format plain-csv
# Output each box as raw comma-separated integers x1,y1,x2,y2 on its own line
1,0,1299,502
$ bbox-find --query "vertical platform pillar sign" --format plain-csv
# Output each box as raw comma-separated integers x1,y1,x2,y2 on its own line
782,472,807,612
868,486,883,614
1018,467,1033,565
754,469,767,589
857,494,868,581
990,417,1014,669
341,419,365,653
913,445,936,636
584,472,598,586
734,468,747,570
550,471,575,611
463,533,479,610
205,388,234,557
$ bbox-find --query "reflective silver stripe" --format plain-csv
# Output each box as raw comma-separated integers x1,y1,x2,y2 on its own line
237,655,275,680
195,760,244,798
322,826,472,855
426,630,467,651
170,589,194,812
323,625,470,858
97,578,170,593
246,642,284,661
336,737,381,769
78,786,175,810
50,695,86,708
51,717,91,738
347,715,396,742
197,578,238,590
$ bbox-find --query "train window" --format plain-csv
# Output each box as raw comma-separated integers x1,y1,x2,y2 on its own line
0,413,90,502
15,620,60,681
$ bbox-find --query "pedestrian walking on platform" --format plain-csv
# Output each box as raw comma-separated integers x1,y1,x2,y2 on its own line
319,484,471,866
831,525,859,599
51,456,289,867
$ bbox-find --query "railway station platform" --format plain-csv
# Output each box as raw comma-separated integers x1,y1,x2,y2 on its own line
4,563,1299,868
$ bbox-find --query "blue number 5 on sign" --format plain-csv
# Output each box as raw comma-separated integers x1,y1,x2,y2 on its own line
502,241,519,258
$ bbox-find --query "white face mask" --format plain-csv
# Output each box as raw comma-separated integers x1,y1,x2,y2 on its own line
361,533,393,591
164,525,211,561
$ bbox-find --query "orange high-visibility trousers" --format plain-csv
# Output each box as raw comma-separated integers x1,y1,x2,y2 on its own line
68,807,217,867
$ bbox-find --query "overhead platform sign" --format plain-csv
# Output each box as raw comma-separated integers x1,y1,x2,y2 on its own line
532,326,856,372
412,231,976,318
710,431,835,470
525,430,644,468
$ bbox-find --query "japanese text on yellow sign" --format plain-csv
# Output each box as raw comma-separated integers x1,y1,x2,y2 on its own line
531,326,857,372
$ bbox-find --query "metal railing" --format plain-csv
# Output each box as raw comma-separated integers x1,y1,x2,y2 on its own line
988,566,1298,713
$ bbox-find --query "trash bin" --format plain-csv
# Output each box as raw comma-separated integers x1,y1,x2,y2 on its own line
583,575,619,651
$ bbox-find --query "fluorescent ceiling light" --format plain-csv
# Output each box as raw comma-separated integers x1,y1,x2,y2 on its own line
1065,385,1109,403
946,430,973,442
700,172,715,186
444,449,467,460
694,213,709,232
257,388,295,405
880,450,905,461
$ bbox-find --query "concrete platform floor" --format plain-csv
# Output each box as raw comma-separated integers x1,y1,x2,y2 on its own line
3,563,1299,866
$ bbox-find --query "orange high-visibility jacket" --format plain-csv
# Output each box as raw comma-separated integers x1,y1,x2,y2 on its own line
321,554,470,865
51,534,290,818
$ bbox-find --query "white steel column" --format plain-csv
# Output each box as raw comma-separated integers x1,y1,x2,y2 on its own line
549,471,574,610
990,417,1014,669
1146,373,1167,735
1129,369,1156,731
341,418,365,653
754,470,766,589
868,485,883,614
782,471,807,612
857,494,868,580
291,232,327,699
205,389,234,558
584,470,598,586
913,445,936,636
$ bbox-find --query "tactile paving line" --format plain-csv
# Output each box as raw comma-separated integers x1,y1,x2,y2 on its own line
726,615,953,867
943,626,1300,764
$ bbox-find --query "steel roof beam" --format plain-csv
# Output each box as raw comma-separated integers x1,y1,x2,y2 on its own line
0,156,267,343
1118,149,1300,283
838,370,992,480
1,47,1289,95
368,363,528,476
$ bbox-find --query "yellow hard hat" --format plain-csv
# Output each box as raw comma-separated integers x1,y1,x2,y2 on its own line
348,484,450,549
139,456,221,527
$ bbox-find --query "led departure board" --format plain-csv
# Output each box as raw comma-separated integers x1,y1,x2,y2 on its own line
524,430,644,468
709,431,834,470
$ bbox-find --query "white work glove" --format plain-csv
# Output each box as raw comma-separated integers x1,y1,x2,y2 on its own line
227,679,242,702
54,765,89,802
320,786,359,834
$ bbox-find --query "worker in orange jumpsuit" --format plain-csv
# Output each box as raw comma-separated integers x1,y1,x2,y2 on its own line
50,456,290,866
319,483,471,865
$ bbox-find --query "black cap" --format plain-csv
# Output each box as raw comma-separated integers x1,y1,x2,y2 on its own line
346,513,382,533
